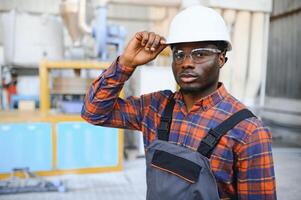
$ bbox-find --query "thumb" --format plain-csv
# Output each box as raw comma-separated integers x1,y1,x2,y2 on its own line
155,43,168,57
158,43,168,52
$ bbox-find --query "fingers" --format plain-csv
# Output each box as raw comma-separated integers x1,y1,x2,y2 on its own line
135,31,166,52
135,31,148,47
145,32,156,51
150,34,161,51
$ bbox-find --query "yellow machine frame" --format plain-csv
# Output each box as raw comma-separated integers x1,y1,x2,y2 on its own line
0,60,124,179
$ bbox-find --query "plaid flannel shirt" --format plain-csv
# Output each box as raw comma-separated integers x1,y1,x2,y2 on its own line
81,58,277,199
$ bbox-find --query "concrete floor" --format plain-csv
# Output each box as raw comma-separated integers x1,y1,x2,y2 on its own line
273,147,301,200
1,146,301,200
0,158,146,200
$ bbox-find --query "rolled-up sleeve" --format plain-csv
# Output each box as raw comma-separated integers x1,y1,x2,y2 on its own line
81,57,144,130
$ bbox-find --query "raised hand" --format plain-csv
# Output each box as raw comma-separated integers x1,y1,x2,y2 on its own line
119,31,168,68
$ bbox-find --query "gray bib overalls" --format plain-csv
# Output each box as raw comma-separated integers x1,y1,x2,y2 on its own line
145,96,255,200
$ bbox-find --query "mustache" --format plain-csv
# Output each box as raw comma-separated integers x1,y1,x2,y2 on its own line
179,70,198,77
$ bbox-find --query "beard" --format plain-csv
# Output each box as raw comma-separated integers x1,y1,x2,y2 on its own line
180,85,204,94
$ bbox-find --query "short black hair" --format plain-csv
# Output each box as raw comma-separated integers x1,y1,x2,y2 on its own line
210,41,228,52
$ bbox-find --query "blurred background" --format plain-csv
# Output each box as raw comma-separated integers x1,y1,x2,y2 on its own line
0,0,300,199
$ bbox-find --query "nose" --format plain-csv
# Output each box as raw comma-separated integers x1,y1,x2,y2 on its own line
181,54,194,69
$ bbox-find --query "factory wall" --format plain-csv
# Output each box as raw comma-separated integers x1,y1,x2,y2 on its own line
266,0,301,99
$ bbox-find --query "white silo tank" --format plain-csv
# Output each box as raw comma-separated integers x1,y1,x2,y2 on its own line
1,10,64,67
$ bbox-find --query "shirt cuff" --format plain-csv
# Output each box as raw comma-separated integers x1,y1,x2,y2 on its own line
116,56,136,75
100,56,135,82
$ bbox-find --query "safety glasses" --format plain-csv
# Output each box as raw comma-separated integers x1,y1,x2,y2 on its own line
172,48,222,64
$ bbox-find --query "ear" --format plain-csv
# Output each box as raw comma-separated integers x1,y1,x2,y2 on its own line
217,53,226,68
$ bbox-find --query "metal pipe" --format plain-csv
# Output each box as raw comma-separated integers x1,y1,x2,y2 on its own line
108,8,169,22
79,0,92,34
107,0,273,12
259,13,270,108
108,0,181,7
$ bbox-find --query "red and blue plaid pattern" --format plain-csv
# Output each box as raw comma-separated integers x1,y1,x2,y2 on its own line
82,59,276,199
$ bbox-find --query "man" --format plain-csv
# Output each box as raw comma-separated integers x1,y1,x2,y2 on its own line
82,6,276,199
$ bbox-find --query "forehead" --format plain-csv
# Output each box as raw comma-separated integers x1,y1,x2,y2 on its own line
172,41,217,51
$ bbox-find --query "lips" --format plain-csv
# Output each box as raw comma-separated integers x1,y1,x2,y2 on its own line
179,72,198,83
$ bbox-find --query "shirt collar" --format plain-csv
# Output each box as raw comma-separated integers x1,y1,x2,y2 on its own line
174,83,229,111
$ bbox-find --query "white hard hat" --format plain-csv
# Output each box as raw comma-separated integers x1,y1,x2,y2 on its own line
166,5,232,51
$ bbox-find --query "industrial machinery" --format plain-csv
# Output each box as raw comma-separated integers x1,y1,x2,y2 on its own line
0,0,127,111
0,167,66,195
60,0,127,60
48,0,127,113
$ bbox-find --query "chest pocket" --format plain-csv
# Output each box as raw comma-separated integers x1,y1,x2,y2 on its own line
146,140,220,200
151,149,201,184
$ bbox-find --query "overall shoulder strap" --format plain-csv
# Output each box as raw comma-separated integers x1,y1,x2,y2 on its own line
197,109,255,158
157,95,175,141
